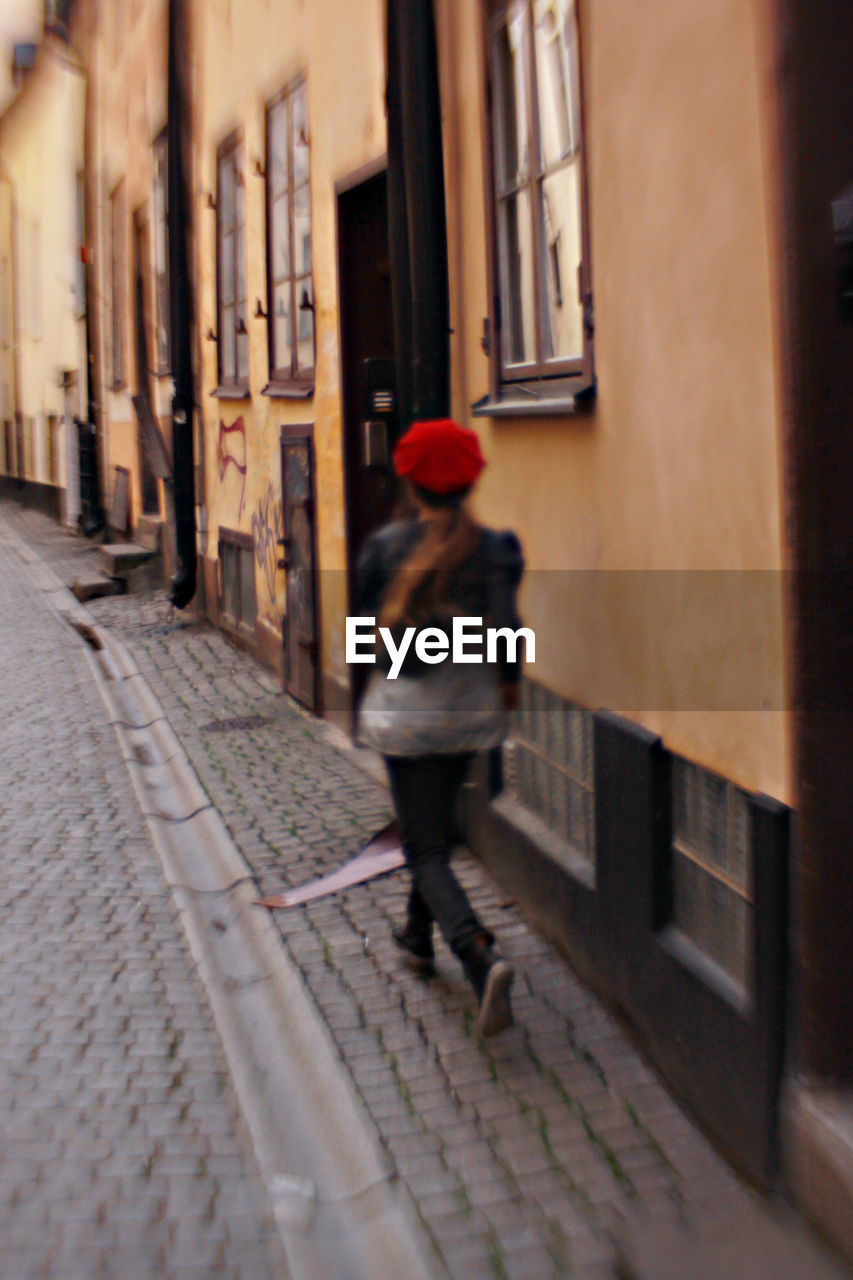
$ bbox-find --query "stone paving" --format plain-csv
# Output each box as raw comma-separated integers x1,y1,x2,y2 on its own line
0,513,285,1278
2,500,843,1280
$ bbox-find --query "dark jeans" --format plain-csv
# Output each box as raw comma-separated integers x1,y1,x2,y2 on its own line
384,752,484,955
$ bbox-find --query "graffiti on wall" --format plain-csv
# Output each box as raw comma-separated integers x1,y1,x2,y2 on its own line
251,482,284,622
217,417,247,517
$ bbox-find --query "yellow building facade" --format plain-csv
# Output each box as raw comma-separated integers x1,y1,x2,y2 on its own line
180,0,790,809
12,0,852,1195
0,30,87,525
78,0,171,540
192,0,388,688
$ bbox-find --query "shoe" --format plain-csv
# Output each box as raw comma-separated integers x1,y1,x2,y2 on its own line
476,958,514,1036
459,933,514,1035
392,920,435,973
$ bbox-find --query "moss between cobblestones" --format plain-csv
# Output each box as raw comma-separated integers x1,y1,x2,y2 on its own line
388,1054,417,1114
453,1183,474,1217
580,1111,635,1193
546,1223,571,1274
623,1096,686,1218
487,1224,509,1278
536,1043,636,1198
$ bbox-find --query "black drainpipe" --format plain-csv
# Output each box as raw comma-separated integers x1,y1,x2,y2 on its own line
167,0,196,608
385,0,450,428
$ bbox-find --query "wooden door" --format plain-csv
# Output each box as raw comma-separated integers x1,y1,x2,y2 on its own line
337,171,398,595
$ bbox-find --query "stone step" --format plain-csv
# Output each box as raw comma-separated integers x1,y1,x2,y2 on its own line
136,514,164,554
70,572,128,603
100,543,155,578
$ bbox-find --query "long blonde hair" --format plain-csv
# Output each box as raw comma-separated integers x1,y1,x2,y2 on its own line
379,491,482,630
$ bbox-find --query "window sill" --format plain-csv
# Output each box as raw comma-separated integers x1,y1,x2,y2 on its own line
472,376,596,419
656,924,749,1017
209,385,251,401
491,789,596,891
261,382,314,400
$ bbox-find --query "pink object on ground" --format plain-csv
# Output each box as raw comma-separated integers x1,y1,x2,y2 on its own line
255,821,403,909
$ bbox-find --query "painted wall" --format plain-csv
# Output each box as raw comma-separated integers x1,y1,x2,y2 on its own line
194,0,387,672
0,39,87,497
70,0,790,799
83,0,169,528
434,0,790,802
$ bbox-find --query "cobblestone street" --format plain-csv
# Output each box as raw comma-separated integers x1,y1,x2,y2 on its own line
0,510,285,1279
0,500,847,1280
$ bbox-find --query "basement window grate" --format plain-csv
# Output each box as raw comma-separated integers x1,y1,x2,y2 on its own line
671,757,752,989
503,677,596,872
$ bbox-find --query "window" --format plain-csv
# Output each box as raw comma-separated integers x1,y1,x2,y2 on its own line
216,135,248,392
44,0,74,38
218,529,257,642
265,81,314,390
24,415,34,477
109,181,125,388
47,414,58,484
503,676,596,874
487,0,592,397
671,759,752,989
152,132,169,373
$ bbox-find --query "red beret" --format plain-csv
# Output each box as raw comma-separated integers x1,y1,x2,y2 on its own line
393,418,486,495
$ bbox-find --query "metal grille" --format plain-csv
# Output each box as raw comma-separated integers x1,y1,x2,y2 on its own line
504,677,595,866
671,757,752,987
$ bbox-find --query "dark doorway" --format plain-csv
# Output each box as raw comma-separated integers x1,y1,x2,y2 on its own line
280,424,320,712
132,208,161,516
337,171,399,601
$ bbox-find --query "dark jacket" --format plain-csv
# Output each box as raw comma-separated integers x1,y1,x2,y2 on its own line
356,518,525,682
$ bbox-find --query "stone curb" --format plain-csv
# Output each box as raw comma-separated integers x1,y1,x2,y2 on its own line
1,516,442,1280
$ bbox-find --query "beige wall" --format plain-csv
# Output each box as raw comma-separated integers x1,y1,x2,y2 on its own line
436,0,790,801
195,0,387,671
74,0,791,801
85,0,169,526
0,40,86,491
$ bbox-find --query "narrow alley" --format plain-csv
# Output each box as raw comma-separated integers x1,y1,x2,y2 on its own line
1,499,845,1280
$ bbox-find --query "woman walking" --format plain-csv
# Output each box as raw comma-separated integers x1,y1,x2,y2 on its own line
356,418,524,1035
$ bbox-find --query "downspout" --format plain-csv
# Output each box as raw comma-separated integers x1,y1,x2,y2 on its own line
79,42,104,532
385,0,450,427
167,0,196,608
